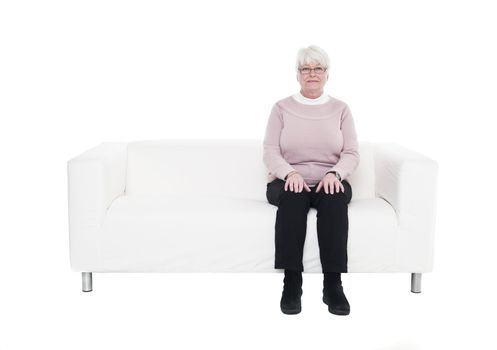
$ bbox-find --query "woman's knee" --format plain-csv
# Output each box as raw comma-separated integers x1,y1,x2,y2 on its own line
278,189,311,207
318,191,349,207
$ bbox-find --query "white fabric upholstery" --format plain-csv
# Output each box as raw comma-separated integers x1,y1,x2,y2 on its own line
67,139,438,273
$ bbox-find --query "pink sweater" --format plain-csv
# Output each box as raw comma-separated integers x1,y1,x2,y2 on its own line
263,95,360,186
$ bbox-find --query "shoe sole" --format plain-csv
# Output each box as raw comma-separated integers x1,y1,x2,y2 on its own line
281,289,303,315
281,306,301,315
322,294,350,315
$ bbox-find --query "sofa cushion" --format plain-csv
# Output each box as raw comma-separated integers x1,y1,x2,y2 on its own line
124,139,376,201
98,194,398,272
348,141,375,199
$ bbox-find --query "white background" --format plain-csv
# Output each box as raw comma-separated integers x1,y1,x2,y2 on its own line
1,0,496,349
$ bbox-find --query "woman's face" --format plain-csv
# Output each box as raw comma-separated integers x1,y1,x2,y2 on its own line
297,62,329,93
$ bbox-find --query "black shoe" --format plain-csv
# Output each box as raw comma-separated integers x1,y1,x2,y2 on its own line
280,269,303,315
323,285,350,315
323,273,350,315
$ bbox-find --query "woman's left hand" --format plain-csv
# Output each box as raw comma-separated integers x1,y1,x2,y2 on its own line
315,173,344,194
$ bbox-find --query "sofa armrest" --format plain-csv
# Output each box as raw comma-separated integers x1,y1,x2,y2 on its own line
374,143,439,272
67,142,127,270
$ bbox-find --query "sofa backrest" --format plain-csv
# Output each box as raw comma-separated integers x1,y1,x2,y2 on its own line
125,139,376,201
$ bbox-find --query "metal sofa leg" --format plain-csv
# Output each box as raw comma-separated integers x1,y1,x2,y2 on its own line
411,273,421,293
82,272,92,292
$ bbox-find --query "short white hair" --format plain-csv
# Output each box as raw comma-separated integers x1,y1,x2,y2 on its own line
295,45,330,71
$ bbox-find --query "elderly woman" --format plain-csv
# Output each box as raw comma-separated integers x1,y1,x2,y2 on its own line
263,45,360,316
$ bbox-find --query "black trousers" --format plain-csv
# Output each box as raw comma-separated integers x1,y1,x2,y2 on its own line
266,179,352,273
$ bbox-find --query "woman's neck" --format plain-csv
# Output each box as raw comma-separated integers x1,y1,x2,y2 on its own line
292,90,330,105
300,89,323,99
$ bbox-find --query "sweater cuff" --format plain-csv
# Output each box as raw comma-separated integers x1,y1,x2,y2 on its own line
327,168,344,181
276,164,296,181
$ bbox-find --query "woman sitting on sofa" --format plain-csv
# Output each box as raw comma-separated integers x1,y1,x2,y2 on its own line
263,45,360,315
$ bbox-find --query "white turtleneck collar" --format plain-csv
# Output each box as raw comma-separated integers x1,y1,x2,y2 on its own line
292,91,331,105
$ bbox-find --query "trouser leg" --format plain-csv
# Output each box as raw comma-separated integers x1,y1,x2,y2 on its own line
266,179,311,272
312,180,352,273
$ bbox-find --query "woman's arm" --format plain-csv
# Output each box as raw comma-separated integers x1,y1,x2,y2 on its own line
326,104,360,181
263,103,296,180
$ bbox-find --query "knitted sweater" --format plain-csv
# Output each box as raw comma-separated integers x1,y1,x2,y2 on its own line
263,94,360,186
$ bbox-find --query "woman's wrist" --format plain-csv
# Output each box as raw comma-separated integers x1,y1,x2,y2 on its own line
326,171,342,181
285,170,299,180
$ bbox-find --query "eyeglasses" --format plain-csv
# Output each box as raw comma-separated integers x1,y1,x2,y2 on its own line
298,66,327,74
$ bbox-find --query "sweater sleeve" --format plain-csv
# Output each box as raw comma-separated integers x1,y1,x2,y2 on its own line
263,103,296,181
327,104,360,181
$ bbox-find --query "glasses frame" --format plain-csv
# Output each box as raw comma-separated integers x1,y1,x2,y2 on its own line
298,66,327,75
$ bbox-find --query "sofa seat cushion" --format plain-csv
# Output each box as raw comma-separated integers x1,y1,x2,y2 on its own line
98,194,399,272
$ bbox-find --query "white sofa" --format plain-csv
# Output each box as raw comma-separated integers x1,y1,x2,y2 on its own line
67,139,439,293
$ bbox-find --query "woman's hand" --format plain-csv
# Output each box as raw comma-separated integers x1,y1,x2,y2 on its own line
284,172,312,193
316,173,344,194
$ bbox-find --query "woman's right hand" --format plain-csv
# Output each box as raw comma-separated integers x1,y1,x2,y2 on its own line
284,172,312,193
